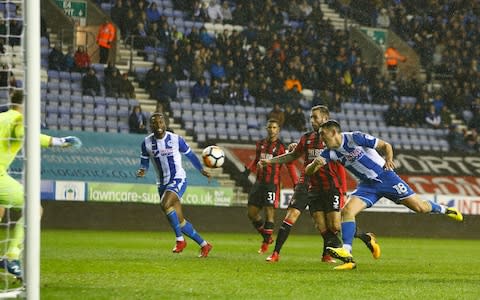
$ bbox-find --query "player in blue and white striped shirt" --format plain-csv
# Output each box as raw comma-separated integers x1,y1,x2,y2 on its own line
136,113,213,257
306,120,463,270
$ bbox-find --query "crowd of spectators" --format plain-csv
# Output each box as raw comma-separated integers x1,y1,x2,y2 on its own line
60,0,480,150
330,0,480,148
80,62,135,99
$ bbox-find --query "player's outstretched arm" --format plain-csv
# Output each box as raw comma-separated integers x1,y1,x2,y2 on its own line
375,139,395,170
41,134,82,149
305,157,326,176
257,150,301,169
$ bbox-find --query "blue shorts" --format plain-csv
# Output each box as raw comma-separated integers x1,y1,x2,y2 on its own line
158,178,187,200
352,170,415,208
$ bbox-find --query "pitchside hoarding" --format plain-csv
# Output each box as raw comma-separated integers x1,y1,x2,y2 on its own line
10,130,218,186
42,181,234,206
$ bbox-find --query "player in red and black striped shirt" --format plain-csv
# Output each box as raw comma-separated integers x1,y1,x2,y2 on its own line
245,119,298,254
259,106,378,263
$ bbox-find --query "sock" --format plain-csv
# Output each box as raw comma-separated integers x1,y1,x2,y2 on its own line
181,220,206,246
321,230,328,255
252,219,264,236
263,221,274,242
428,200,446,213
273,219,294,254
326,230,343,249
6,217,23,260
166,209,184,241
341,221,356,253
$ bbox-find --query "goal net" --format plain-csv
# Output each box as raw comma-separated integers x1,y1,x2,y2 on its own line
0,0,41,298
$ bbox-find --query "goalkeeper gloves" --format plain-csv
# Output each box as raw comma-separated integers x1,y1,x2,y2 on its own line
52,136,83,148
64,136,83,149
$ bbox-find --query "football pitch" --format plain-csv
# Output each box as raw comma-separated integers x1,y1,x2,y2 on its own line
32,230,480,299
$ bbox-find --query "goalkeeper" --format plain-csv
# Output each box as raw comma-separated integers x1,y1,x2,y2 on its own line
0,91,82,279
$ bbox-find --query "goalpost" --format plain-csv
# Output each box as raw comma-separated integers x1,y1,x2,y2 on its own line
0,0,40,298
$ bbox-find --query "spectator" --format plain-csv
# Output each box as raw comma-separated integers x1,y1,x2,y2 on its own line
425,104,442,129
74,45,91,72
63,46,75,72
439,105,452,129
96,19,116,64
239,82,255,106
8,19,22,47
409,102,426,128
82,68,101,96
384,45,406,81
210,58,226,81
291,106,307,132
104,62,120,82
376,8,390,28
104,69,122,97
132,22,151,50
223,79,240,105
384,101,403,126
146,2,161,24
119,72,136,98
191,77,210,103
447,125,469,152
220,1,233,23
267,103,285,127
144,63,162,97
209,79,224,105
128,105,148,134
111,0,127,39
253,82,273,107
283,104,296,130
48,44,65,71
199,26,215,48
284,74,302,93
156,76,177,112
206,0,223,23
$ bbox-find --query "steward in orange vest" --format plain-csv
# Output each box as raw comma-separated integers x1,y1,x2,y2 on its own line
97,20,116,64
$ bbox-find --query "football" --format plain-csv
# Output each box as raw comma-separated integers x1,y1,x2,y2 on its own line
202,145,225,168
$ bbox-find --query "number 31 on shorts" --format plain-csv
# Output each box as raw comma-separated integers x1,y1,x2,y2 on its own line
267,192,275,204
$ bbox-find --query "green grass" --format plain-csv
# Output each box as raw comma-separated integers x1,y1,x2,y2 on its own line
27,230,480,299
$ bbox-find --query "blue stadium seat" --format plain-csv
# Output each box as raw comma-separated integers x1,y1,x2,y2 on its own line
58,106,70,116
70,119,83,131
82,119,95,131
128,98,139,109
59,71,71,82
118,123,129,133
106,120,118,132
227,127,239,140
94,119,107,132
47,70,60,82
47,81,60,92
105,97,117,109
71,95,83,109
71,71,82,82
58,117,71,130
95,96,107,108
45,115,59,129
82,94,94,106
117,97,129,109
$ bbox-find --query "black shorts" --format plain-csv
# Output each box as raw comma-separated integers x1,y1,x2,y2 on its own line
248,183,279,208
288,184,342,213
307,190,342,213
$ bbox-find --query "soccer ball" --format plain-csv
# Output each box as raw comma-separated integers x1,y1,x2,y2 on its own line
202,145,225,168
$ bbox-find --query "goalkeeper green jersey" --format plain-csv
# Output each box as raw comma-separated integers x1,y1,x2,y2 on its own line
0,109,51,175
